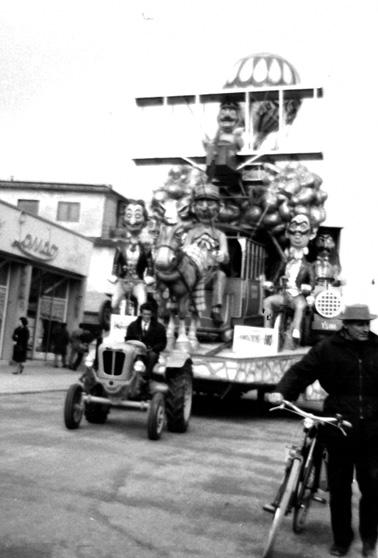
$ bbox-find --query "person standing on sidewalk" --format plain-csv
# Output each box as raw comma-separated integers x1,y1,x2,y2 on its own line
12,317,30,375
52,322,70,368
68,324,83,369
69,325,93,371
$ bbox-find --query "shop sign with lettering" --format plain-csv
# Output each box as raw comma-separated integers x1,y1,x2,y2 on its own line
12,234,59,261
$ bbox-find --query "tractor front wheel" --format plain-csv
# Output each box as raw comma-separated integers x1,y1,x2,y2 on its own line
64,383,84,429
147,392,165,440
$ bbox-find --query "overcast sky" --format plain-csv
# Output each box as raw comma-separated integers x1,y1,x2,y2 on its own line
0,0,376,198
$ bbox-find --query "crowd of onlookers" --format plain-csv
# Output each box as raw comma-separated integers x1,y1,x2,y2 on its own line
11,317,97,374
50,322,96,370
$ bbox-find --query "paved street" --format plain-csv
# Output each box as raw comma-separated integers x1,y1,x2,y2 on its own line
0,360,362,558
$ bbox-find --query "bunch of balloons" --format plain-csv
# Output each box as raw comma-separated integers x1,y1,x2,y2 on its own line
241,162,327,235
152,163,327,241
154,165,203,201
150,165,204,226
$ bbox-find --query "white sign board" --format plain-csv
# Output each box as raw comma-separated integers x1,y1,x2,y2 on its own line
107,314,135,343
232,324,279,356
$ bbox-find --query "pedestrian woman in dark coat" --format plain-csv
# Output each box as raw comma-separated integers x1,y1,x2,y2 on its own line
12,317,30,375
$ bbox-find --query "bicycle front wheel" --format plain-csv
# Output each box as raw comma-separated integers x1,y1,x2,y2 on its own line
262,458,301,558
293,447,322,533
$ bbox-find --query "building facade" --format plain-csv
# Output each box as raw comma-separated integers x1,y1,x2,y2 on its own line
0,180,130,329
0,200,93,360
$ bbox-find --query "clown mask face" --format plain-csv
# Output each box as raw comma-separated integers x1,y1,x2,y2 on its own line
287,215,312,249
217,105,240,133
124,202,147,235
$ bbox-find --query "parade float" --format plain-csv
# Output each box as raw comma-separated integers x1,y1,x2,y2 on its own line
104,53,343,403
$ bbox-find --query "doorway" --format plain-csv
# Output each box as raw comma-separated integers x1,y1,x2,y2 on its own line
27,267,69,359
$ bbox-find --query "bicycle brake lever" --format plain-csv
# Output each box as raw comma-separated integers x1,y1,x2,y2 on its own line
337,421,352,437
335,413,352,432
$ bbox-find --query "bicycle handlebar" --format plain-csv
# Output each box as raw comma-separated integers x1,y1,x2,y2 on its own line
271,399,352,435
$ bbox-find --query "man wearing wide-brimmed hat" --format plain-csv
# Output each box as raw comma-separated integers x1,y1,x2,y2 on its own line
269,304,378,557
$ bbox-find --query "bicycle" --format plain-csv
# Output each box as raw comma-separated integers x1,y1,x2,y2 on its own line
262,399,351,558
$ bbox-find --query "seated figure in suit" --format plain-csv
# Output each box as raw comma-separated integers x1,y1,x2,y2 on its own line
263,214,316,341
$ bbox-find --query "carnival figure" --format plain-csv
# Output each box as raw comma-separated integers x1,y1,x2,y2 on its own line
263,214,315,341
110,199,155,314
203,96,244,182
183,182,229,327
313,233,341,288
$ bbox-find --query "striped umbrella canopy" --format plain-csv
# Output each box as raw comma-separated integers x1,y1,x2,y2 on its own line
224,52,300,88
224,53,301,148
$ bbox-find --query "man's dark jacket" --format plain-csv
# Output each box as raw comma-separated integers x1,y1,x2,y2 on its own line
271,257,316,290
276,330,378,426
125,317,167,354
112,243,153,279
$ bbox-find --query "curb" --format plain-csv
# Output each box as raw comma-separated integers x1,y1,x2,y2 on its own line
0,389,69,396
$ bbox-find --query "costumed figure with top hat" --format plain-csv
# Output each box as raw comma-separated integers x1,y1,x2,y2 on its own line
263,213,316,343
110,199,155,314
